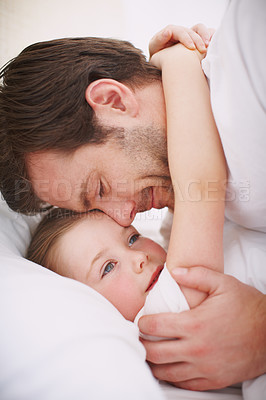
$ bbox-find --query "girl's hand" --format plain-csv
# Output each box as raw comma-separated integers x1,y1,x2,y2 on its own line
149,24,215,58
150,42,205,71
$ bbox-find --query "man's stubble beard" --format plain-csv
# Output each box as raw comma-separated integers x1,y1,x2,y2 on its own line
95,121,174,210
123,125,174,210
123,124,169,175
93,118,169,172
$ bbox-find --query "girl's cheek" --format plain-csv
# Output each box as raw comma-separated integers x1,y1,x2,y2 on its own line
144,240,166,258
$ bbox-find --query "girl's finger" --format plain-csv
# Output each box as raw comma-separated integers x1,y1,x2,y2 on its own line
191,23,212,45
149,26,196,58
187,29,207,53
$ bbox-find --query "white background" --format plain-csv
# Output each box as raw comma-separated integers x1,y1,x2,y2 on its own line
0,0,228,65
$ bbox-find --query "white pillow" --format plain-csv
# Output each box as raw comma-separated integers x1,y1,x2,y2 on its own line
0,198,164,400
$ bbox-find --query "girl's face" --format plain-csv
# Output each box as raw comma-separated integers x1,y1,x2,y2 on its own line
55,213,166,321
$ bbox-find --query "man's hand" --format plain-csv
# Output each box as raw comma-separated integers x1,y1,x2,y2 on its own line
149,24,215,58
138,267,266,391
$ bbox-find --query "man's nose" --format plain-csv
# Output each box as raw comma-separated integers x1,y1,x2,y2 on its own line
100,200,136,226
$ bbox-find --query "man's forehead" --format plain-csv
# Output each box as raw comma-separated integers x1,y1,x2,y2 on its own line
26,149,89,184
27,149,67,163
25,148,103,210
26,150,65,174
26,150,79,205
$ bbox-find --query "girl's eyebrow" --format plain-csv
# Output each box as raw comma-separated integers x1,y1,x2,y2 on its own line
86,226,135,278
85,248,108,281
91,248,107,268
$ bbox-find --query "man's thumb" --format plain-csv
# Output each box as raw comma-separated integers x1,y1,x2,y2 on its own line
171,266,222,295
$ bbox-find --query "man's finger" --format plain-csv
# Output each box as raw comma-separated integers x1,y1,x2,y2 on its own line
140,337,190,364
170,266,227,295
149,361,200,383
138,311,190,338
174,377,213,391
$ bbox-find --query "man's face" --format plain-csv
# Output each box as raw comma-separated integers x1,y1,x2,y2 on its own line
26,124,174,226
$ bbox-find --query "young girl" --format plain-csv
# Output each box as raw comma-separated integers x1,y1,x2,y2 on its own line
27,207,168,322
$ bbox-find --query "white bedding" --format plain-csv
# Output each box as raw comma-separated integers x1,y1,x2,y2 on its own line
1,0,265,399
0,199,250,400
3,204,260,400
0,199,165,400
0,202,246,400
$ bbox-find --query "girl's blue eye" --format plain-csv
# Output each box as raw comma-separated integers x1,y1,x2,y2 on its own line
102,262,115,276
129,234,139,247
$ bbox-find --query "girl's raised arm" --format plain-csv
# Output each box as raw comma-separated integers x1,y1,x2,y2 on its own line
151,42,226,307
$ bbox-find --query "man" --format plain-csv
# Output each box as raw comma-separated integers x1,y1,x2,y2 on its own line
0,36,171,224
0,0,265,392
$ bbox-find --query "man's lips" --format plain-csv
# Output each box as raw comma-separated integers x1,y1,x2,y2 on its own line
146,265,164,292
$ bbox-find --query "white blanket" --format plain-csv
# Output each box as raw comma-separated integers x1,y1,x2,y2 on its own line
0,199,164,400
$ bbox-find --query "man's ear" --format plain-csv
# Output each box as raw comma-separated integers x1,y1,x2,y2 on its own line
85,79,139,118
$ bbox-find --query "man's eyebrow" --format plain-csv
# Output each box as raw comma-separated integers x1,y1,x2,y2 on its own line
80,188,92,210
121,225,132,237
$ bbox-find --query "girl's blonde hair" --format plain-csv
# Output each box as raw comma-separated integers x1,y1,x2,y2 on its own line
27,207,100,269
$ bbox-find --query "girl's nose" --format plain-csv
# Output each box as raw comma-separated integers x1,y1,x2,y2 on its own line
133,251,148,274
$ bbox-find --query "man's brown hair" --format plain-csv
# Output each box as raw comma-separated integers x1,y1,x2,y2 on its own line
0,37,161,214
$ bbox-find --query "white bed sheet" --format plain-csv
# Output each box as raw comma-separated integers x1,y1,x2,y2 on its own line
160,382,242,400
0,198,244,400
0,199,165,400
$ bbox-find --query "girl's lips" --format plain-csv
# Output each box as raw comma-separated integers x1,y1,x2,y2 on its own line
146,265,164,292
